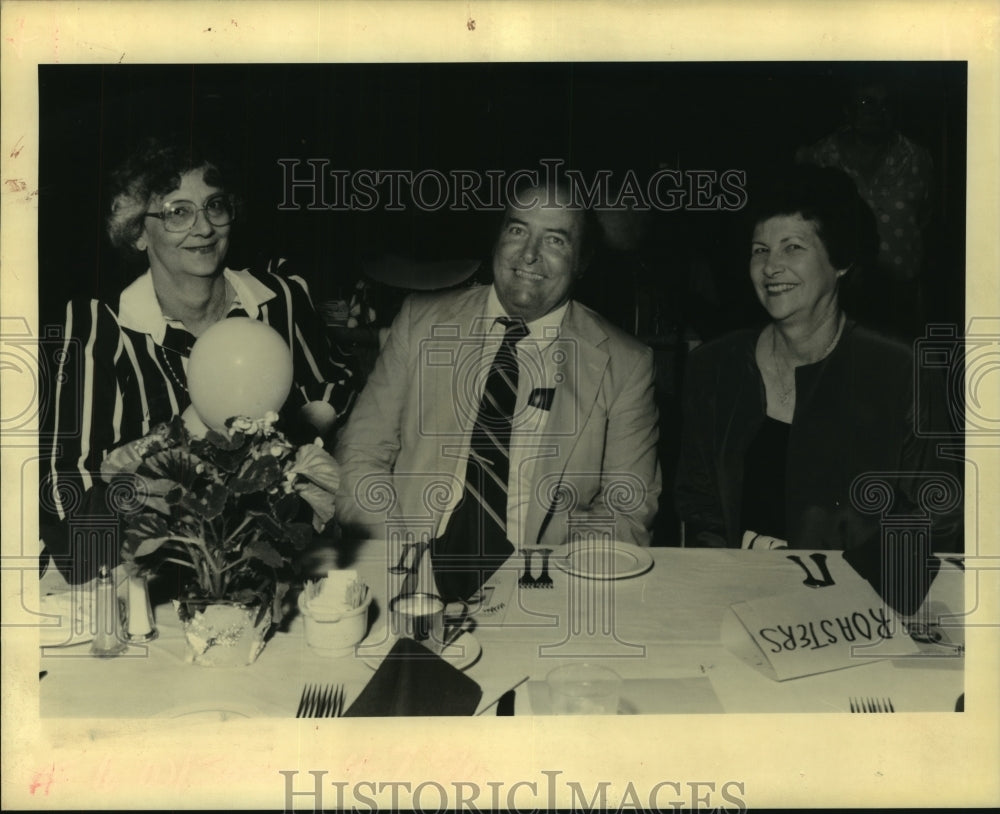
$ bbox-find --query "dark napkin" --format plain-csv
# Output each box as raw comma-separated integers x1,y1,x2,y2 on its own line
343,637,483,717
843,540,940,616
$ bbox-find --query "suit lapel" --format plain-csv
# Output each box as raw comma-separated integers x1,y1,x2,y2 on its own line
420,287,491,460
523,302,609,544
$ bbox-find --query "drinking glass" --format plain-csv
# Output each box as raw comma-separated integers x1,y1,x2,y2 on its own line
547,663,622,715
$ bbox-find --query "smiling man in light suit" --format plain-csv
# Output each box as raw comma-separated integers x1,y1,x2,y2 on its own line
335,179,661,601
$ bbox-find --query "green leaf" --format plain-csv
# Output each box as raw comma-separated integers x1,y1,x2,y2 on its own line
289,443,340,493
284,521,313,550
294,482,336,531
272,491,301,522
125,513,169,541
123,514,171,558
205,428,246,450
179,482,229,520
133,536,172,558
229,455,282,495
248,510,283,539
164,414,191,446
244,539,285,568
100,439,148,480
189,430,249,474
137,449,200,487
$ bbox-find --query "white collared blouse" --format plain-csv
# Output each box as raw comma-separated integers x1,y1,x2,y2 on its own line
40,258,357,580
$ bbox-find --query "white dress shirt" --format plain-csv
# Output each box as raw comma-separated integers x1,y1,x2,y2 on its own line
436,285,568,544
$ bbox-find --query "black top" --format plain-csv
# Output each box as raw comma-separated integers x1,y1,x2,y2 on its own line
675,320,962,551
740,416,791,541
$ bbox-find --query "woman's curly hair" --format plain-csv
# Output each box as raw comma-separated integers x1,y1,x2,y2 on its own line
106,136,239,254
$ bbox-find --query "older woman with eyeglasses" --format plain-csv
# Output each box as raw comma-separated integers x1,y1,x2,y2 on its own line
40,137,358,581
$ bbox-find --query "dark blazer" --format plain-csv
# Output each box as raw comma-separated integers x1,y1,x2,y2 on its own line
674,321,962,551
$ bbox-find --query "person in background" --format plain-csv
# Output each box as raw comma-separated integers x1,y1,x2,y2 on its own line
40,136,358,582
796,79,934,339
674,165,960,554
335,179,661,601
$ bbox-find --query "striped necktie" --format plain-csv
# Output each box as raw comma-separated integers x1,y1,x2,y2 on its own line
432,316,529,602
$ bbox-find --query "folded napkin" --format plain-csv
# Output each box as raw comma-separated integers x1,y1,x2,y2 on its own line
343,637,483,716
843,541,940,616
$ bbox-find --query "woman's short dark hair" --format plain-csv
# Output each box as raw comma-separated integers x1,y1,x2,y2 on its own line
106,136,238,253
747,164,879,274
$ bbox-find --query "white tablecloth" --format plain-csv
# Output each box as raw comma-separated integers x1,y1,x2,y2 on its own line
38,546,964,717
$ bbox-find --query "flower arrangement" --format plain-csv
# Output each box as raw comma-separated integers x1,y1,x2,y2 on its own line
100,411,340,613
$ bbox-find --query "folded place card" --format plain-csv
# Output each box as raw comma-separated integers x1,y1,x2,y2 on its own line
343,637,483,716
726,572,922,681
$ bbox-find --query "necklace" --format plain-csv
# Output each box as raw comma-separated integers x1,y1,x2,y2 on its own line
161,348,188,394
157,281,233,396
770,315,845,404
157,279,231,336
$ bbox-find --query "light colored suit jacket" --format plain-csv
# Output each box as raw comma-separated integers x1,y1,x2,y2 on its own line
335,285,661,546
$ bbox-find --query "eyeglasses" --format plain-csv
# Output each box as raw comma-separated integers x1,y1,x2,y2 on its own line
144,193,237,233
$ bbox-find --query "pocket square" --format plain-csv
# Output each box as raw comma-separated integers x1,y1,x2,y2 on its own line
528,388,555,411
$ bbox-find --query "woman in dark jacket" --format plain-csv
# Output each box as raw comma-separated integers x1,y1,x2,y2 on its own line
674,166,961,554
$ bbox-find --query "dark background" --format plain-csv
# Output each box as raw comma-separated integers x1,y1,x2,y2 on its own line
38,61,966,333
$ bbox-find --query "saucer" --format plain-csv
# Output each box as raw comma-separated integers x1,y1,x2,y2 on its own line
552,540,654,580
153,703,258,720
357,628,482,671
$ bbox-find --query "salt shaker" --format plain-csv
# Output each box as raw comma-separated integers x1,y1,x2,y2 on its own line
125,573,158,643
90,565,127,657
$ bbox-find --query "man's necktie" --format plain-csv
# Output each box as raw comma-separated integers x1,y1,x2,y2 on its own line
432,316,529,602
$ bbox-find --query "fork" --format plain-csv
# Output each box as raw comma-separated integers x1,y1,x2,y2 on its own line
534,548,554,588
296,683,346,718
850,696,895,713
518,549,536,588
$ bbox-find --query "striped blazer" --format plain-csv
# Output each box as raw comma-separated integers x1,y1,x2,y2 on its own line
40,259,357,581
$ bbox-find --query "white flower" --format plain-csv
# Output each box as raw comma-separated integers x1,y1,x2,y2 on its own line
228,416,255,436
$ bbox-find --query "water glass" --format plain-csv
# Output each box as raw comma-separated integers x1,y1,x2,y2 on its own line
547,663,622,715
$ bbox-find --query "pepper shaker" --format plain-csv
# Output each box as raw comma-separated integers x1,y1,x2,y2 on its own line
90,565,127,657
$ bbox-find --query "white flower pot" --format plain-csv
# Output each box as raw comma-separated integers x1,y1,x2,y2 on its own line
173,598,272,667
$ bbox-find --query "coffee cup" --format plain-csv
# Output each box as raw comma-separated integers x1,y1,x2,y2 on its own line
389,592,446,649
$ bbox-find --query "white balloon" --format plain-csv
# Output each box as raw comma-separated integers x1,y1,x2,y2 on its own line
186,318,293,431
181,404,209,439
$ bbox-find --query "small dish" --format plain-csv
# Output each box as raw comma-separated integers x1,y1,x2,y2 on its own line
552,540,654,580
153,703,257,720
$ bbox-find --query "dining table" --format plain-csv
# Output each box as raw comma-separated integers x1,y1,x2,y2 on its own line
38,540,965,719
